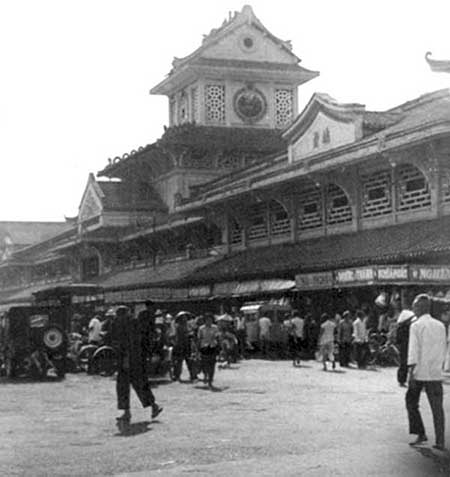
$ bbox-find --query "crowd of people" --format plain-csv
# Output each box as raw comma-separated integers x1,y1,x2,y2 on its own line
67,295,450,447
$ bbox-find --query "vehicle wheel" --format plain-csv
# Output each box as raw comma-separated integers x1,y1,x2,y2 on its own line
43,326,66,352
91,347,117,376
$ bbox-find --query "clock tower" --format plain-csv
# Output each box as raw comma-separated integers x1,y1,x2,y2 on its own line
150,5,319,130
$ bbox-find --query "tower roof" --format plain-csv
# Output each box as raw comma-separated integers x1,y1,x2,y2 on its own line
151,5,318,96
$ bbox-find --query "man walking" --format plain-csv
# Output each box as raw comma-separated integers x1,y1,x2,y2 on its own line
353,310,368,369
112,306,163,429
338,311,353,367
406,294,447,450
319,313,336,371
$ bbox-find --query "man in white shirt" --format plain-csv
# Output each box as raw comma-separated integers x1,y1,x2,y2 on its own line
352,310,368,369
319,313,336,371
406,294,447,450
258,314,271,357
88,315,103,344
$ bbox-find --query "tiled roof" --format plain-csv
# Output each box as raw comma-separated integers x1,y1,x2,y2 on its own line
99,256,219,290
157,124,286,154
186,217,450,283
97,181,167,212
0,222,70,247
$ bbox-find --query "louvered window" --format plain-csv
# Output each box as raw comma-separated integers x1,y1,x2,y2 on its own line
327,184,352,225
362,170,392,218
269,201,291,237
230,217,243,245
396,164,431,212
247,203,268,242
296,184,323,231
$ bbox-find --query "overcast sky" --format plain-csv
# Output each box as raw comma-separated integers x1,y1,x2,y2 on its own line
1,0,449,222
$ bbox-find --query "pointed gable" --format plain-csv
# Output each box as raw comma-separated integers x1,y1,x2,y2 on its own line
78,173,103,222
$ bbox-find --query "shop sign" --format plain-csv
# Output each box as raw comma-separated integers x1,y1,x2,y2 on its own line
410,265,450,282
295,272,334,290
335,267,375,284
171,288,189,299
189,285,211,298
376,266,408,282
213,281,239,296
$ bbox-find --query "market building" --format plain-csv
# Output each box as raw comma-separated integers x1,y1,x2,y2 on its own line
2,5,450,316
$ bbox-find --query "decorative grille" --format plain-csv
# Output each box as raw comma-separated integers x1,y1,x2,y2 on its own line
442,167,450,204
326,184,352,225
205,84,225,123
247,203,268,242
191,87,199,122
296,184,323,231
361,169,392,218
396,164,431,212
217,152,243,170
275,89,294,128
230,217,243,245
269,201,291,237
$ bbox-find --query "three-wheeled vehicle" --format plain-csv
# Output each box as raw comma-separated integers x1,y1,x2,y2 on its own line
0,305,68,379
0,284,105,379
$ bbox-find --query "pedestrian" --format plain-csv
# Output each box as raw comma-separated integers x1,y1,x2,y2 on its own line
405,294,447,450
318,313,336,371
353,310,369,369
137,300,156,359
88,314,103,345
395,308,415,387
197,312,220,388
338,310,353,367
290,310,304,366
112,305,163,429
171,312,195,381
258,313,272,358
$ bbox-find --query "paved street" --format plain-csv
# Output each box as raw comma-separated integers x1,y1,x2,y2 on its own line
1,360,450,477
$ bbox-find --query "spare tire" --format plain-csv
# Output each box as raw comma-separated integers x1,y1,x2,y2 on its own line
42,326,66,351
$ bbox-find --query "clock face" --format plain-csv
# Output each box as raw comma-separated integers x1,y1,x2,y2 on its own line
233,86,267,123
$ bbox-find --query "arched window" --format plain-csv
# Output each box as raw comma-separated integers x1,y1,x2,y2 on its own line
296,183,323,232
396,164,431,212
361,169,392,218
326,184,352,225
81,255,100,281
269,200,291,237
247,203,268,242
229,216,243,246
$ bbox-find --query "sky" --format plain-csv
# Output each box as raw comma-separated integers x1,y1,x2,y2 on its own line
1,0,449,222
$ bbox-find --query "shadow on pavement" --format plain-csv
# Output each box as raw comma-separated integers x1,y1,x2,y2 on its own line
193,384,229,392
114,421,152,437
414,445,450,474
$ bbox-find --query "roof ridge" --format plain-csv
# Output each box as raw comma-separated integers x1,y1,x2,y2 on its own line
386,88,450,113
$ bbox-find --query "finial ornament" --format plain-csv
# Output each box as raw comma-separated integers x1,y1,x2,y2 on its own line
425,51,450,73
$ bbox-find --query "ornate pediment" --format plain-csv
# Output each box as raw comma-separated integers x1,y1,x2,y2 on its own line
284,93,366,163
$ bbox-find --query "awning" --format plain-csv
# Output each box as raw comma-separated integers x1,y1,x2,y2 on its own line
212,279,295,297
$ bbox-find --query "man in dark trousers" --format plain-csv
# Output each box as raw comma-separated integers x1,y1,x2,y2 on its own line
405,294,447,450
112,305,163,428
